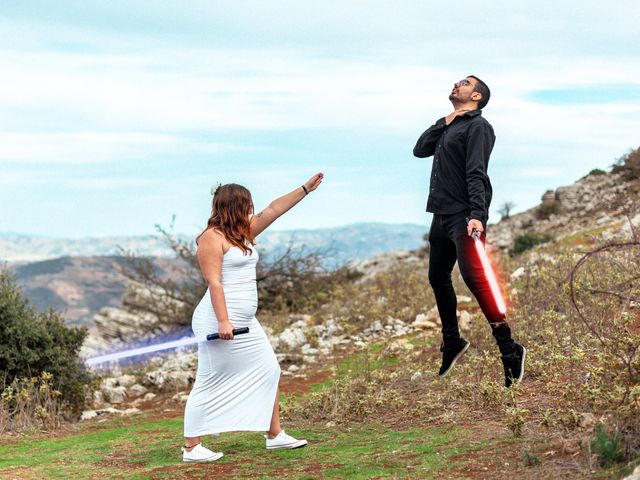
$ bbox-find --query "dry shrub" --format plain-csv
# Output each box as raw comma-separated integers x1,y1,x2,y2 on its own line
612,146,640,180
0,372,62,433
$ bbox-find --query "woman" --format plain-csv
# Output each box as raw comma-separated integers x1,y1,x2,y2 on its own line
182,172,324,462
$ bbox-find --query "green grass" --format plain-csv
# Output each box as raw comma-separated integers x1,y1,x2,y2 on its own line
0,414,479,479
307,342,399,394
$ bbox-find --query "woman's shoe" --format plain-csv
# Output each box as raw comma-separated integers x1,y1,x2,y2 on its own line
265,430,307,450
182,443,224,462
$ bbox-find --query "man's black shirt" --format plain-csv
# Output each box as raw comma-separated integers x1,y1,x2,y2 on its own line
413,109,495,224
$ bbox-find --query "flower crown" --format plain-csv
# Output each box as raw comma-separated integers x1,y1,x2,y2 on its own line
210,182,222,196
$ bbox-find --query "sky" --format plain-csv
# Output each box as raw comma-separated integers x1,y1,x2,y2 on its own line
1,0,639,238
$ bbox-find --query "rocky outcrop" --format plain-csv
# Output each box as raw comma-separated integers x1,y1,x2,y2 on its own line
349,250,423,283
489,171,638,251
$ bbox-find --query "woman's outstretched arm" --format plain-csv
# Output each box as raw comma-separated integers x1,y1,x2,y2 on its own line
250,172,324,237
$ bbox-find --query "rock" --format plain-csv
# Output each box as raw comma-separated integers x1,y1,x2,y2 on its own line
102,385,127,404
456,295,472,304
142,392,157,402
370,320,383,332
287,364,300,373
127,384,148,398
123,407,141,415
349,250,423,283
410,371,423,382
386,339,415,354
116,374,137,388
81,410,98,421
300,344,319,355
510,267,525,280
171,392,190,403
623,464,640,480
279,327,307,350
92,390,108,408
459,311,473,332
412,312,438,329
144,369,193,391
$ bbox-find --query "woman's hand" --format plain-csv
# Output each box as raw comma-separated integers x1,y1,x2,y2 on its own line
218,320,235,340
304,172,324,193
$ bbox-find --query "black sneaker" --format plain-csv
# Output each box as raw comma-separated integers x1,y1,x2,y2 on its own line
501,343,526,388
438,338,470,377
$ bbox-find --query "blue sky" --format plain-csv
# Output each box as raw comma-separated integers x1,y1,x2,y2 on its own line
1,1,639,238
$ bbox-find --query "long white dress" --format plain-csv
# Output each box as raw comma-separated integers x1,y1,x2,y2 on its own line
183,245,281,437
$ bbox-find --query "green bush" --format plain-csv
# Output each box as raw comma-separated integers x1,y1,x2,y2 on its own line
0,271,88,416
586,168,607,177
510,233,553,256
591,423,624,467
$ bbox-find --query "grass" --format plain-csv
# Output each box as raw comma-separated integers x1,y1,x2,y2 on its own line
0,414,479,479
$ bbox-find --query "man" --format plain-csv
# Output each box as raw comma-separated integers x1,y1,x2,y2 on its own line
413,75,526,387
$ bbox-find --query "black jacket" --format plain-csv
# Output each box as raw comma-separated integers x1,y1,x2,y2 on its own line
413,109,495,224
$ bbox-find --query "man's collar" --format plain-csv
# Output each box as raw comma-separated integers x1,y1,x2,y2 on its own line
463,109,482,117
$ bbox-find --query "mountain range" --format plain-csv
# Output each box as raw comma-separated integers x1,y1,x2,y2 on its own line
2,223,427,326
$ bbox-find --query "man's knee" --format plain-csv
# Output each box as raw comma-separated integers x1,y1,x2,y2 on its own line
428,268,452,289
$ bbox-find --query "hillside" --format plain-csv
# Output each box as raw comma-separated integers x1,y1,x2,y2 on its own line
1,166,639,479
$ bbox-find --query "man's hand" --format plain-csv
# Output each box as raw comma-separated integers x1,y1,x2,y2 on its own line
218,320,235,340
445,108,472,125
467,219,484,238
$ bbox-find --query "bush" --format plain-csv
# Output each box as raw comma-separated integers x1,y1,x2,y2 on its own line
510,233,553,256
535,201,561,220
591,423,624,467
586,168,607,177
1,372,62,433
0,271,88,418
612,147,640,180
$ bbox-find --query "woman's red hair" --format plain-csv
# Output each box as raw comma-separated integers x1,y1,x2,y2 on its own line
196,183,255,254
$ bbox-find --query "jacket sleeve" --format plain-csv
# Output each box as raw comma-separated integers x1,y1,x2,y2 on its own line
413,118,446,158
465,120,495,223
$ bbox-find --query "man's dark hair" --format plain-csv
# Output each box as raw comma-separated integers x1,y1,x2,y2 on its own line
468,75,490,109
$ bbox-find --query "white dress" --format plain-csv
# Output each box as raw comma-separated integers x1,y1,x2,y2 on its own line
183,245,281,437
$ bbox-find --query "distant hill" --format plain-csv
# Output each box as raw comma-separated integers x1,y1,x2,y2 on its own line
0,223,426,264
3,223,426,326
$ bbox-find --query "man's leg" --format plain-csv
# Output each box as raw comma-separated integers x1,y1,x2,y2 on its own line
446,215,516,356
446,214,525,386
428,215,461,345
429,215,470,377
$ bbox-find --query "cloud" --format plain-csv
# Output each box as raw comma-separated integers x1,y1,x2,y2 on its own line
0,131,244,164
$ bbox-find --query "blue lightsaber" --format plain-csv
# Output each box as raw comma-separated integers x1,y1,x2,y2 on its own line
85,328,250,366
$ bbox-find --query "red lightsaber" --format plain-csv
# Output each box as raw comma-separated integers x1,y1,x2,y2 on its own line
472,230,507,315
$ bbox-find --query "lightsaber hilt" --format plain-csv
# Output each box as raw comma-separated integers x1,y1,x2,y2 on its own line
206,327,250,341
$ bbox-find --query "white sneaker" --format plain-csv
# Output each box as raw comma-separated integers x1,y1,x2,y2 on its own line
265,430,307,450
182,443,224,462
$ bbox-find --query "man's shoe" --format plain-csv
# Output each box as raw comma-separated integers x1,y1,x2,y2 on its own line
182,443,224,462
438,338,470,377
265,430,307,450
501,343,526,388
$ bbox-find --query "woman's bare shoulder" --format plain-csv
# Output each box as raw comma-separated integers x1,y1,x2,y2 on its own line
197,228,229,253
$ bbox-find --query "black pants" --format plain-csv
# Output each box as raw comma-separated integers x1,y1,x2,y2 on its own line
428,213,515,355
